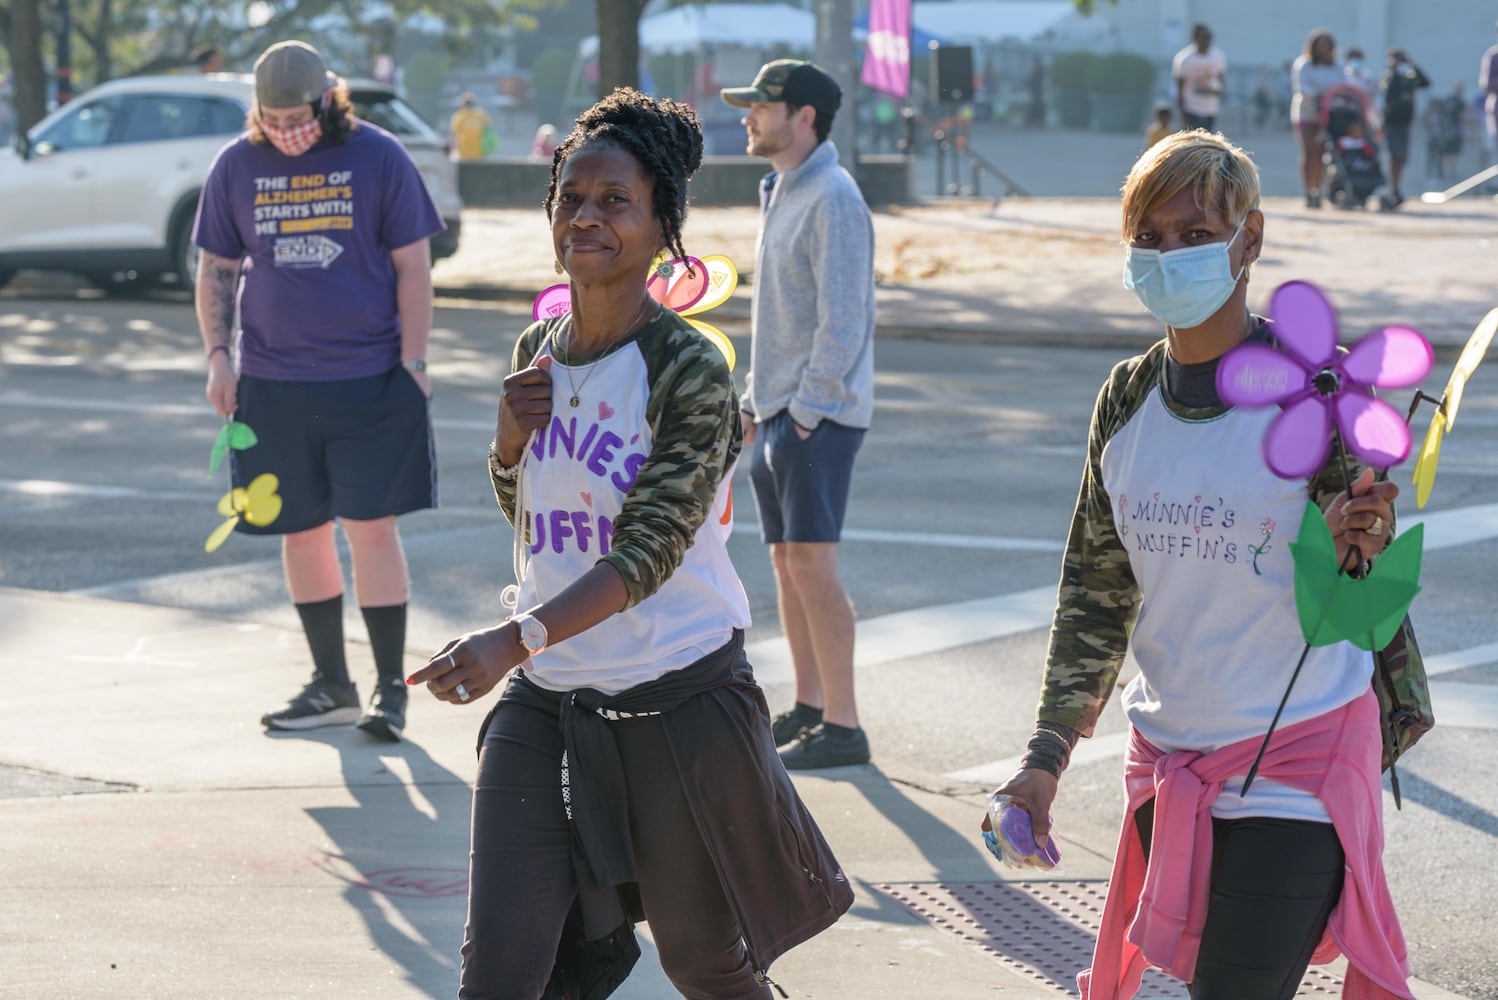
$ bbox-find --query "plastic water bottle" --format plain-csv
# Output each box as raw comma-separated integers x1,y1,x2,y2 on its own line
982,792,1062,871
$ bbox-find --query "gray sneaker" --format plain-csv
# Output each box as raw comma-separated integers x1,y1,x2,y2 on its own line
261,678,360,731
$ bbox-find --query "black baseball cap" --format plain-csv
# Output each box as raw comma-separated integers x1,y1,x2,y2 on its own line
721,59,842,117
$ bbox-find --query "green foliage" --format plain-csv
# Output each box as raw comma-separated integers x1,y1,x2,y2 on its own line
530,46,574,94
1085,52,1155,93
1049,51,1094,91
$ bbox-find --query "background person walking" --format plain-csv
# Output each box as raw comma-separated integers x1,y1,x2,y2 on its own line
1378,48,1429,206
193,40,443,742
1292,28,1344,207
449,91,492,161
1480,22,1498,170
722,60,877,770
1172,23,1227,132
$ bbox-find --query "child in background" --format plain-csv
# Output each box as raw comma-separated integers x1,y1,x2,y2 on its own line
529,123,558,160
1337,117,1377,159
1145,102,1173,148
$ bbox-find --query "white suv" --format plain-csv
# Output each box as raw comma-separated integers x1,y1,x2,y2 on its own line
0,74,462,295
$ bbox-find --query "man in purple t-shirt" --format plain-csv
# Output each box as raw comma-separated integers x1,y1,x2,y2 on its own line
192,40,444,741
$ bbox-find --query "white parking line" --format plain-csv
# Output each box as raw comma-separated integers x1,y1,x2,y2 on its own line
747,586,1059,687
1428,682,1498,730
942,661,1498,786
0,391,497,432
14,467,1496,768
941,645,1498,785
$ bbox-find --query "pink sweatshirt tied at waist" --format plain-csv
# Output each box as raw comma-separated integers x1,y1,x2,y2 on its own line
1078,688,1413,1000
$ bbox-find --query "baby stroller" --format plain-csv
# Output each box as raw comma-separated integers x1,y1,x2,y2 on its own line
1319,83,1386,208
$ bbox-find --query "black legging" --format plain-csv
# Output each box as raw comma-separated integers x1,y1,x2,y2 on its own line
1134,798,1345,1000
460,696,770,1000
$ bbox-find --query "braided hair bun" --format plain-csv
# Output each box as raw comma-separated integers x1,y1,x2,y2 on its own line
545,87,704,267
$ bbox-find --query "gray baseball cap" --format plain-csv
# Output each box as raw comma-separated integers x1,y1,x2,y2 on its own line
254,40,337,109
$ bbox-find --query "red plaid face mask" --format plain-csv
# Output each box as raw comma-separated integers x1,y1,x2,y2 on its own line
262,116,323,157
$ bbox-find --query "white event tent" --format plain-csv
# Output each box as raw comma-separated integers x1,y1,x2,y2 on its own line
578,3,816,60
906,1,1083,46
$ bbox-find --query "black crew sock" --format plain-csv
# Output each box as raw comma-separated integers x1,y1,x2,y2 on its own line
361,603,408,685
822,721,862,739
295,595,349,685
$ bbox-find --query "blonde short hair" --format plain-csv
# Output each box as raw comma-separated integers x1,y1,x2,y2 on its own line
1120,129,1260,242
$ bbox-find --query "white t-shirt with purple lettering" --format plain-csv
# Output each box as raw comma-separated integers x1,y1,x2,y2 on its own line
1101,389,1371,821
511,324,750,695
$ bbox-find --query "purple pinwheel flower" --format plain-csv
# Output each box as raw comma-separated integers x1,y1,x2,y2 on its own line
1216,281,1434,479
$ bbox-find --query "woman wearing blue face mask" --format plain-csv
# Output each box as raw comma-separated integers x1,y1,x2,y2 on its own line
984,131,1413,999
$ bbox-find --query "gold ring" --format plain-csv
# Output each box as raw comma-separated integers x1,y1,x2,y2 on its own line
1368,516,1384,537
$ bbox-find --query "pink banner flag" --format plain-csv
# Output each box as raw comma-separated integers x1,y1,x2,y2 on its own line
861,0,912,98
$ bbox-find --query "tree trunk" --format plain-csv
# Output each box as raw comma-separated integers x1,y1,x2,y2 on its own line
94,0,115,83
7,0,48,133
594,0,646,97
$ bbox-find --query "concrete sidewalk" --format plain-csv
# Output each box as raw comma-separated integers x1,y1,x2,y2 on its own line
0,588,1469,999
431,195,1498,357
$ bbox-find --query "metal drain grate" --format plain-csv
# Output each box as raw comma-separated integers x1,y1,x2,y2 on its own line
874,881,1345,997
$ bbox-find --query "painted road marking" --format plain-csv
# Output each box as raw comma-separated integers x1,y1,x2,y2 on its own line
13,471,1498,558
4,477,1060,555
943,648,1498,785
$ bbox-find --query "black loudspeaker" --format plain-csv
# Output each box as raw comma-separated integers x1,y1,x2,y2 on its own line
931,44,974,103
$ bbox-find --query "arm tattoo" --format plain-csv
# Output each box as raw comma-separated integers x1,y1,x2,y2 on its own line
208,262,237,345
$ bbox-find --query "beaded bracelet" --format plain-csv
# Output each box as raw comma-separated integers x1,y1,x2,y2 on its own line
488,449,521,482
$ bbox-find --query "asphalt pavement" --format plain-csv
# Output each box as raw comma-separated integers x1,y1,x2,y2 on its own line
3,127,1496,998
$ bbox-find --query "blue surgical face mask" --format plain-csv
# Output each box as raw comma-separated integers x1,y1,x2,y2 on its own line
1122,222,1246,329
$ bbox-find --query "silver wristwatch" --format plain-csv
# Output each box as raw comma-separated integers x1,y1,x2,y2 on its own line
512,613,548,656
402,358,427,373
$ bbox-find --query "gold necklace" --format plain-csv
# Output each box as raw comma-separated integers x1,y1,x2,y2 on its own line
555,297,656,408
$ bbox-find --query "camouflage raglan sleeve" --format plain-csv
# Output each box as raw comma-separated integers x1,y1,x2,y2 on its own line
600,317,743,609
489,320,548,526
1035,348,1162,738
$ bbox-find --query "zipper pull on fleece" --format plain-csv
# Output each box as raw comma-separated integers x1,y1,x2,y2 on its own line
755,969,789,998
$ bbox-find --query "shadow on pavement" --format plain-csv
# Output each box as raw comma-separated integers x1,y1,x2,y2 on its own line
270,728,474,998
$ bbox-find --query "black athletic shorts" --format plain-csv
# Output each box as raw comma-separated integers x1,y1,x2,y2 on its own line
230,367,436,535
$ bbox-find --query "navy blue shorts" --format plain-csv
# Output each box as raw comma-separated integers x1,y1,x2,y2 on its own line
1385,122,1411,163
231,368,436,535
748,411,864,544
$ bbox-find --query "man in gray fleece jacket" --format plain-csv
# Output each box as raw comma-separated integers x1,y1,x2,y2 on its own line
722,60,877,770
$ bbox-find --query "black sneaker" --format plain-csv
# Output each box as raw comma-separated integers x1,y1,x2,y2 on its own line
771,702,823,746
779,724,871,770
355,679,408,743
261,677,360,731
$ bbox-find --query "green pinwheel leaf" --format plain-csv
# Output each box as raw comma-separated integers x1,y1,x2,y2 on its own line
1288,502,1423,650
208,420,259,476
209,425,232,476
227,421,258,449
